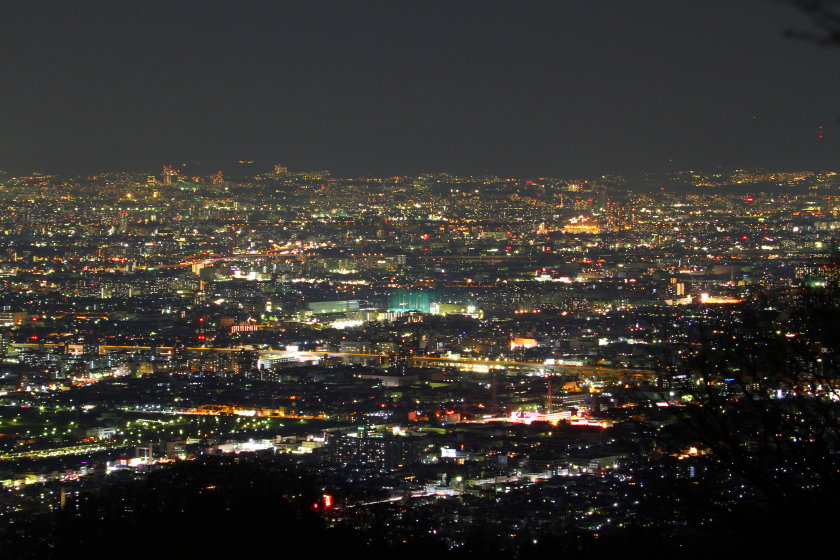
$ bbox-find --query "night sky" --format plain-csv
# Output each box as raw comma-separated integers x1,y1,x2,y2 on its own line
1,0,838,177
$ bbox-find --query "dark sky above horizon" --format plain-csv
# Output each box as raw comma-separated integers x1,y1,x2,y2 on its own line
1,0,839,177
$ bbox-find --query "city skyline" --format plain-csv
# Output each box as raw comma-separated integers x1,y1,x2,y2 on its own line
0,159,837,555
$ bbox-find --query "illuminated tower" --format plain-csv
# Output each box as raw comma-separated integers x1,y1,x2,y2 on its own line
162,165,176,186
118,210,128,233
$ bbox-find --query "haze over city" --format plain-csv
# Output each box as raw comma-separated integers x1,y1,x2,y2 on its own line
1,1,839,176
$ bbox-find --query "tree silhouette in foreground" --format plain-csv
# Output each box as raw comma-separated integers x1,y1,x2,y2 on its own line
654,277,840,543
783,0,840,46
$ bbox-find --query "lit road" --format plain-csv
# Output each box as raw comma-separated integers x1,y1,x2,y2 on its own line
10,343,655,379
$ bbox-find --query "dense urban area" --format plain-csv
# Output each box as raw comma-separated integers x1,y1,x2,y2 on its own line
0,164,837,556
